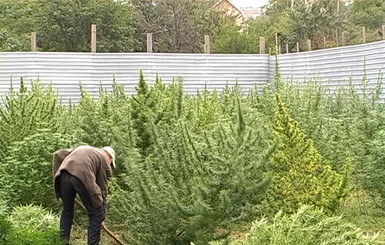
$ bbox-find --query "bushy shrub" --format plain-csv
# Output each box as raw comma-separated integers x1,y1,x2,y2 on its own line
6,204,61,245
0,80,67,160
0,130,79,208
8,205,59,232
109,99,275,245
362,129,385,207
232,205,379,245
72,80,139,179
267,93,345,213
0,72,384,243
73,82,132,147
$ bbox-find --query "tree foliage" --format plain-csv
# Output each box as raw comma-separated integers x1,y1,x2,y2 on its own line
132,0,226,53
212,19,260,54
0,0,36,51
1,0,384,53
289,0,343,50
348,0,385,29
214,0,384,53
345,0,385,44
34,0,140,52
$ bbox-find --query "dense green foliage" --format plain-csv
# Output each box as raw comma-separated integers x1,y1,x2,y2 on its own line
0,203,61,244
213,0,385,53
211,17,260,54
267,93,344,213
288,0,343,49
34,0,140,52
0,81,80,207
0,201,10,242
3,205,61,245
0,132,79,207
232,205,379,245
134,0,225,53
0,0,35,51
0,0,229,53
362,128,385,207
110,98,274,244
0,0,141,52
0,80,68,158
0,69,384,243
1,0,384,53
346,0,385,44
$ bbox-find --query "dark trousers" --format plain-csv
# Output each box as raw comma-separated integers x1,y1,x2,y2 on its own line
59,171,104,245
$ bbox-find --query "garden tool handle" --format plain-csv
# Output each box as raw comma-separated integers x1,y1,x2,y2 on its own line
75,199,125,245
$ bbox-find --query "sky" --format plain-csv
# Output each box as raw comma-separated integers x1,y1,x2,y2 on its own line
231,0,269,8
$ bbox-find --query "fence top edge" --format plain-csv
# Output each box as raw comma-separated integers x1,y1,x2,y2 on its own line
1,40,383,57
277,40,385,57
1,40,384,58
0,51,270,57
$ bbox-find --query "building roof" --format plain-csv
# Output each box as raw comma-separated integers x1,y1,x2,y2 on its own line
240,7,265,20
211,0,245,25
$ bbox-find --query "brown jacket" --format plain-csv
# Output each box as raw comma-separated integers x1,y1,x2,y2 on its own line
52,145,112,208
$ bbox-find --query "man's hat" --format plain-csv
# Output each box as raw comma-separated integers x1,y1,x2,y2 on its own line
103,146,116,169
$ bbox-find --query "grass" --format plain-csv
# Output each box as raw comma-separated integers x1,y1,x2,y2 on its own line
209,189,385,245
338,190,385,243
65,206,125,244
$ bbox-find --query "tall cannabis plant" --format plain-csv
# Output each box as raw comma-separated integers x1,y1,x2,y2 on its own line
268,93,345,213
6,205,61,245
72,81,135,175
233,205,379,245
0,130,79,208
0,80,66,160
131,70,153,156
110,98,274,245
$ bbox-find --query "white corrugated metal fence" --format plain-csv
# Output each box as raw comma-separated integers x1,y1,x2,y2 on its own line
0,41,384,103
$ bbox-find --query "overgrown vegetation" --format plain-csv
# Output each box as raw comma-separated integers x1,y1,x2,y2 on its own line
214,0,385,53
0,69,384,243
232,205,379,245
0,0,227,52
0,203,61,244
267,93,345,214
0,0,384,53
